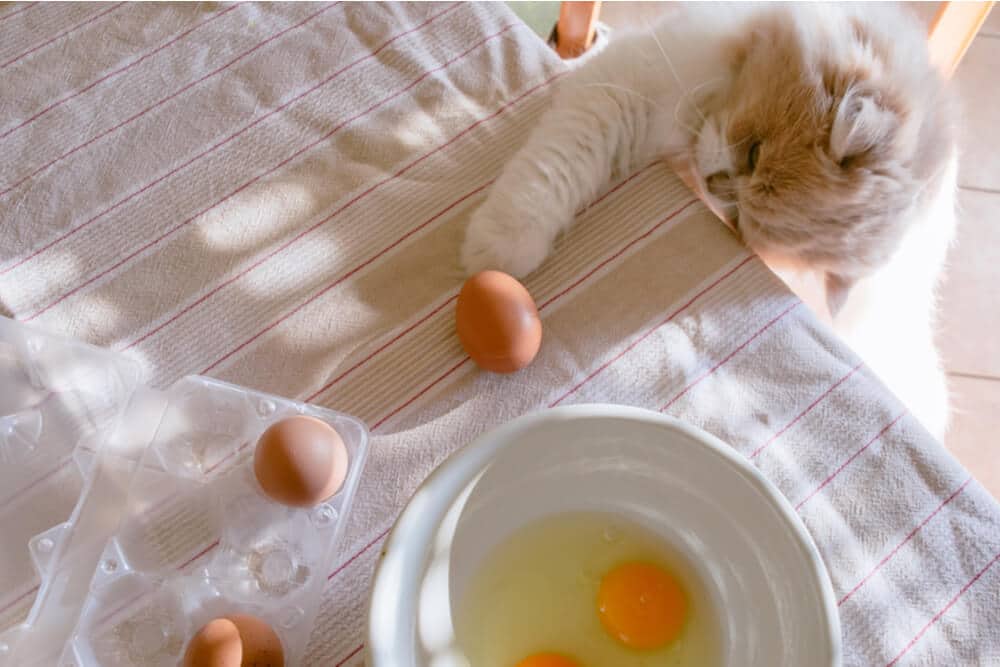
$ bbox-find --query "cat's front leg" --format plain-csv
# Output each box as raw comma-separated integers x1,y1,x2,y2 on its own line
461,191,565,278
461,38,672,277
459,12,734,278
460,96,620,277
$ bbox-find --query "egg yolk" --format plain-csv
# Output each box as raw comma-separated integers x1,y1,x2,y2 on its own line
514,653,580,667
597,561,687,650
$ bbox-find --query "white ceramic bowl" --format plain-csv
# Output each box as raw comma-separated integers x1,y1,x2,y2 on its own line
367,404,841,666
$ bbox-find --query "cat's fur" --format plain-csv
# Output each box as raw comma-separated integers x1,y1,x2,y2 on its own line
462,3,958,439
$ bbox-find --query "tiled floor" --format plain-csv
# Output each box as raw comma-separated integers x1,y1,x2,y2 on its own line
508,2,1000,498
944,23,1000,499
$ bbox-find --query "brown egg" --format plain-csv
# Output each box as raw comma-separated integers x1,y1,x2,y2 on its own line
182,614,284,667
253,415,348,507
456,270,542,373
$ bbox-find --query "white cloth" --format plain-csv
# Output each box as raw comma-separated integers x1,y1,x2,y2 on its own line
1,2,998,665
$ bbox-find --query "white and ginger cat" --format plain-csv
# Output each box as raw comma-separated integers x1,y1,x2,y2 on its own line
462,3,958,440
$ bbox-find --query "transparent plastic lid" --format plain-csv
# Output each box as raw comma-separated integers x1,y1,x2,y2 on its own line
0,317,142,664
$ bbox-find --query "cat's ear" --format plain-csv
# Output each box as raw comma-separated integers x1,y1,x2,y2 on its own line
830,87,899,165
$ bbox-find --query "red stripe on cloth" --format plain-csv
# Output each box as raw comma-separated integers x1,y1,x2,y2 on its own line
336,644,364,667
795,411,907,511
0,3,339,199
371,358,472,431
327,529,390,581
659,300,801,412
749,361,864,459
0,3,245,142
0,2,125,70
176,539,221,571
839,477,972,607
550,254,754,407
204,440,253,475
306,294,458,403
0,456,69,508
0,583,40,616
25,22,534,324
537,200,699,310
885,547,1000,666
307,295,459,404
0,2,38,23
0,3,460,275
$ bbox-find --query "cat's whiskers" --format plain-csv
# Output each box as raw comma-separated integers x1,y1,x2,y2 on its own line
648,30,715,139
647,28,708,125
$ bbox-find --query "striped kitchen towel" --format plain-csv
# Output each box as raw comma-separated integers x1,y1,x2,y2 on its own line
1,2,998,665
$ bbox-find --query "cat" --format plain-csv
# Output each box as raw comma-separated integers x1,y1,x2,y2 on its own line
461,2,958,440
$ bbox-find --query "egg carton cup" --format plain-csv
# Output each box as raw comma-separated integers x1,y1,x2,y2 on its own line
63,376,369,667
0,316,143,666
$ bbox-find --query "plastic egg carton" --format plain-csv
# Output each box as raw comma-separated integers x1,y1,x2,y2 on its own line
0,317,142,665
63,376,369,667
0,317,370,666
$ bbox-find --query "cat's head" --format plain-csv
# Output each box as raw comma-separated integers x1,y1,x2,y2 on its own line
690,5,954,293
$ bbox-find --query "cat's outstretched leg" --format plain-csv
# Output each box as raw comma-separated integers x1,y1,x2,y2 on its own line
461,78,654,277
460,8,741,278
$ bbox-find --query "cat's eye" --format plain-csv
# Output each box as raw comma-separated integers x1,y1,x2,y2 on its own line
747,141,761,172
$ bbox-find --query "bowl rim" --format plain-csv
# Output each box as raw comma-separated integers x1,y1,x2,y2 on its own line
366,403,843,666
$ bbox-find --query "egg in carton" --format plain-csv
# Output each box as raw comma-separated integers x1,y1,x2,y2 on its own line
63,376,369,667
0,317,142,665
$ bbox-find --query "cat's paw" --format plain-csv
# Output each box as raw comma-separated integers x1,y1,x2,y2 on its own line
461,206,554,278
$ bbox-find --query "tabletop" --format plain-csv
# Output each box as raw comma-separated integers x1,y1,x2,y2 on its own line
1,2,999,665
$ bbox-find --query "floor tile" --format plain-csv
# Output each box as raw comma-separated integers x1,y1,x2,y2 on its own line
954,36,1000,190
939,189,1000,378
983,6,1000,37
947,375,1000,499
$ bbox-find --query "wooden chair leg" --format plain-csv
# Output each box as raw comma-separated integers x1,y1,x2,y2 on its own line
928,1,995,78
554,1,602,59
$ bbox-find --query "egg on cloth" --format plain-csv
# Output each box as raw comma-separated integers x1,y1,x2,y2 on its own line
456,270,542,373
